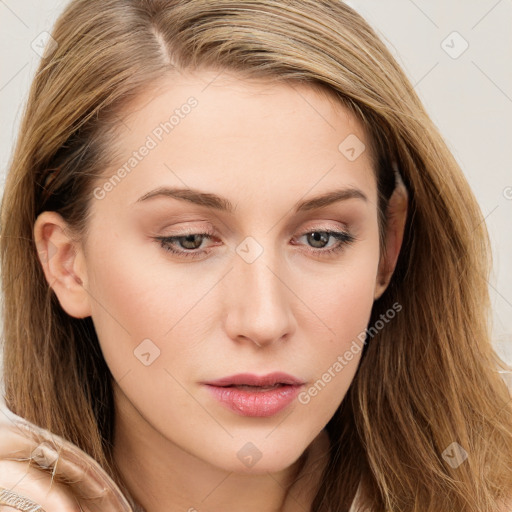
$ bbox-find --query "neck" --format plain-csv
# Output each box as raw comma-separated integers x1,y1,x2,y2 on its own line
112,384,330,512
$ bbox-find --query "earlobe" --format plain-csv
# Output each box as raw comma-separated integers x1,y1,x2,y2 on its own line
374,176,408,300
33,211,91,318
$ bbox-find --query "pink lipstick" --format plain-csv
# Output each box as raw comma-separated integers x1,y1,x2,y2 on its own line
203,372,304,417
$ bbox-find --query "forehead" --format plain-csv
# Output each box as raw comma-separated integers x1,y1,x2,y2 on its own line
95,69,377,213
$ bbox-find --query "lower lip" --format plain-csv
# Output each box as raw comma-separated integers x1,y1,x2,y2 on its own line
205,384,302,417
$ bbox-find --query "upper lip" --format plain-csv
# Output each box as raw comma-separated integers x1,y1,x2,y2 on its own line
203,372,304,387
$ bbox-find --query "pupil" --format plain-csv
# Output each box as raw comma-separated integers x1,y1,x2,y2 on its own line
308,232,328,248
182,234,202,249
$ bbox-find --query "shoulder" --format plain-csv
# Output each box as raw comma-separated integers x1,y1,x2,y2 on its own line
0,399,134,512
0,458,81,511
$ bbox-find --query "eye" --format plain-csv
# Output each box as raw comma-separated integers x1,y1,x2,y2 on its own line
154,229,217,260
153,227,356,260
293,229,356,256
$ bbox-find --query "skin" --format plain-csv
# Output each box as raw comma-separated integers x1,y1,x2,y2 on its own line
33,70,407,512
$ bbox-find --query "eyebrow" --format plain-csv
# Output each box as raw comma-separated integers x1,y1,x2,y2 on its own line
135,186,367,213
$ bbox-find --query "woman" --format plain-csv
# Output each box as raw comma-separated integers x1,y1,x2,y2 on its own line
1,0,511,511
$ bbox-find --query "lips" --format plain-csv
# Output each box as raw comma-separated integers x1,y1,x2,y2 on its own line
203,372,304,417
204,372,304,388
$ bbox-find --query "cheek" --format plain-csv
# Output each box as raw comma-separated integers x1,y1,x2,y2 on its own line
290,243,380,413
83,231,232,397
293,235,380,337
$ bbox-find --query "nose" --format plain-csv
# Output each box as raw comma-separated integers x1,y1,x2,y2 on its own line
222,243,296,348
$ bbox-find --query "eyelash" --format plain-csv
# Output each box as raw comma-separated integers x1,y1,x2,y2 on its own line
154,226,356,260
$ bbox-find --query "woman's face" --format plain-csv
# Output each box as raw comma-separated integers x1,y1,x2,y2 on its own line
41,70,388,473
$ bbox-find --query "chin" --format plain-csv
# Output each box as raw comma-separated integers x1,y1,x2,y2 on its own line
207,435,312,475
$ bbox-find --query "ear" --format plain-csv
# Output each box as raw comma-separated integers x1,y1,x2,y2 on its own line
374,175,408,300
33,211,92,318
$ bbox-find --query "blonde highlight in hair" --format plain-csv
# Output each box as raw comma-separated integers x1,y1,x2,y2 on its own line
2,1,511,510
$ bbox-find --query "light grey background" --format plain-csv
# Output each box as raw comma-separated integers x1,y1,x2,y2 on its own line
1,0,511,367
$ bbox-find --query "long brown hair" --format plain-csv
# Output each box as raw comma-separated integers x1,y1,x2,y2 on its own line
2,1,511,510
